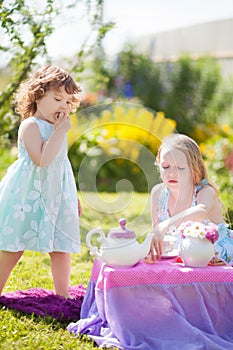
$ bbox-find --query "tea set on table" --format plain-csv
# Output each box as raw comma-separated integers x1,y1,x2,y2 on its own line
86,218,215,268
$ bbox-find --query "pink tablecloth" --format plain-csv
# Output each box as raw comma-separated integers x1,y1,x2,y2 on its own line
68,258,233,349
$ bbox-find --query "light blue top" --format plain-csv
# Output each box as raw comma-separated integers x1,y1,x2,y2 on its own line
0,117,80,253
158,186,198,223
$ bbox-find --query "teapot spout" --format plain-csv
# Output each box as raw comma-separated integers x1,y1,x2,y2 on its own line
139,232,154,260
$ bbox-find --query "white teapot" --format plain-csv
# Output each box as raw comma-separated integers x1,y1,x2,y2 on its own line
86,218,154,267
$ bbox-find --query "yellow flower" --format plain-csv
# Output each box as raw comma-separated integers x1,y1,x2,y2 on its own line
222,124,231,135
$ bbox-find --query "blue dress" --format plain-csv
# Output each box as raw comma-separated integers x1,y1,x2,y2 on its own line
0,117,80,253
158,184,233,264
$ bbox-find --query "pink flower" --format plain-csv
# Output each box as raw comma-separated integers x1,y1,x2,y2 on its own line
204,222,219,244
225,149,233,173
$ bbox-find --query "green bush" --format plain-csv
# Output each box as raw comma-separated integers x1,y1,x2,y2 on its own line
200,126,233,221
0,146,17,179
92,48,233,138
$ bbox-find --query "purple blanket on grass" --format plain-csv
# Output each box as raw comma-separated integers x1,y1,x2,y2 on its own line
0,285,86,322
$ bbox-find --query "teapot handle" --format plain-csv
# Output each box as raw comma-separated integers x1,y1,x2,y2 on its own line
86,227,106,256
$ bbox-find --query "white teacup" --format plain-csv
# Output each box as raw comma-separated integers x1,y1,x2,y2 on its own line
162,235,178,257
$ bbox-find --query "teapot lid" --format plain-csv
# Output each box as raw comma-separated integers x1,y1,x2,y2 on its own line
108,218,136,239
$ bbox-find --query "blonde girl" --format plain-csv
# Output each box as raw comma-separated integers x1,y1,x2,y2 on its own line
148,133,233,265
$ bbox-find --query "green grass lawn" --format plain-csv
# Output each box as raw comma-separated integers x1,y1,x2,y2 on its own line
0,192,151,349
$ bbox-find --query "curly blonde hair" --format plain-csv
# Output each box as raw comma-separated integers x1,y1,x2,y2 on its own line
14,65,82,120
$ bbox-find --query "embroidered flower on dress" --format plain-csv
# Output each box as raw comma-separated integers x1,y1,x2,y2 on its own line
23,220,38,249
0,215,14,236
7,236,25,251
13,202,32,221
63,200,78,223
28,179,42,213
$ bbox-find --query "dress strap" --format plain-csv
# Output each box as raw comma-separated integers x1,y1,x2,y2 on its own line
196,178,209,193
158,179,209,221
192,178,209,206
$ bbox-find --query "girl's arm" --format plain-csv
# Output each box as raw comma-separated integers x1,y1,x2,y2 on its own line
149,184,215,260
19,117,70,167
150,203,207,259
196,185,223,223
150,183,163,229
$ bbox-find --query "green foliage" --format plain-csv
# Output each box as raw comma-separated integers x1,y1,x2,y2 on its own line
115,46,163,109
200,125,233,220
103,45,164,110
0,0,57,143
163,55,233,134
0,146,17,179
91,47,233,136
0,0,114,145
